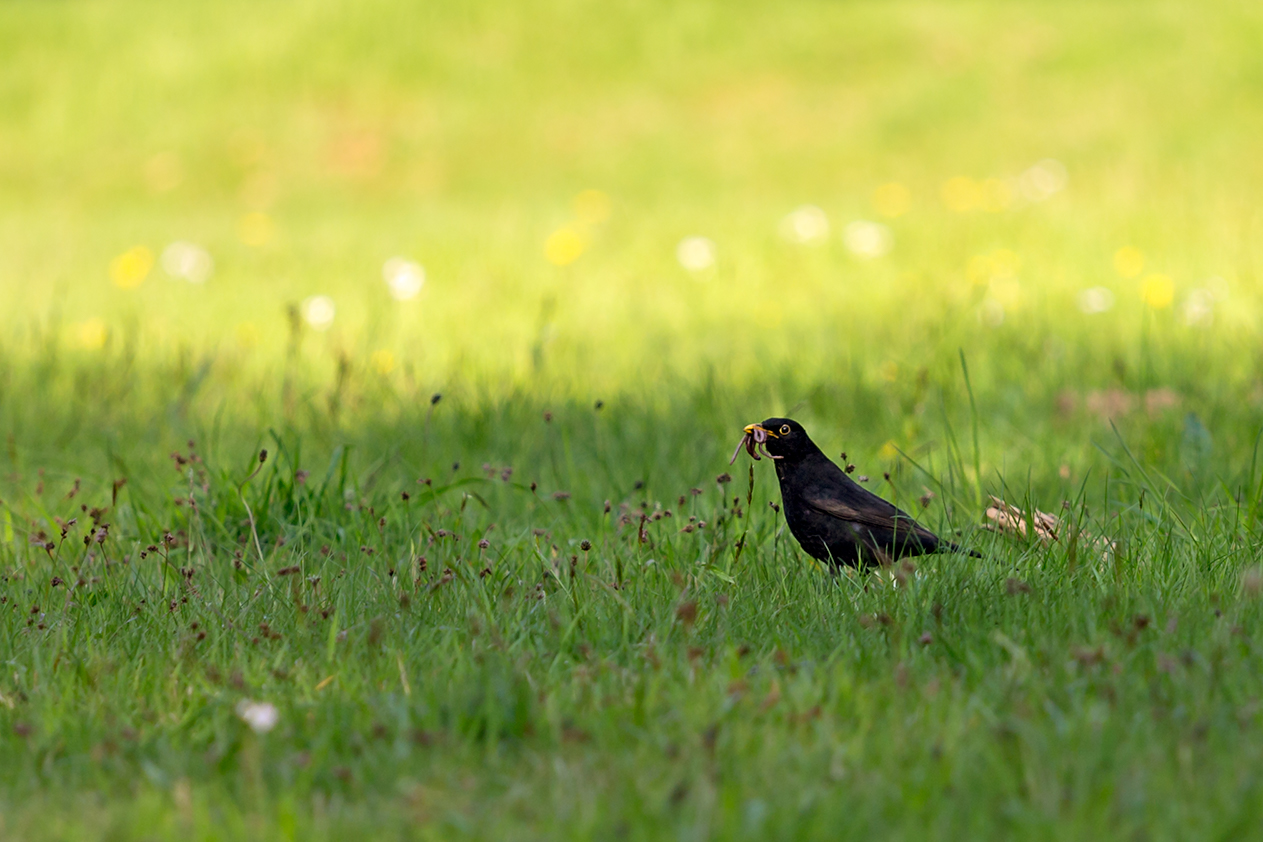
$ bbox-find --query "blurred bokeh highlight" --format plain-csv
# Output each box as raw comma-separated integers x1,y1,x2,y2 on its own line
6,5,1263,836
1,0,1261,464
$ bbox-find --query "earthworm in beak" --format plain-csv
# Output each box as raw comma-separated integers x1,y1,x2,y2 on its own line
729,424,781,464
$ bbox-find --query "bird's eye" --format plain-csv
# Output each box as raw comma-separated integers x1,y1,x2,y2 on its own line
779,425,791,435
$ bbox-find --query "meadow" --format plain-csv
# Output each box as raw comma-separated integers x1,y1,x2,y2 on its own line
3,0,1263,838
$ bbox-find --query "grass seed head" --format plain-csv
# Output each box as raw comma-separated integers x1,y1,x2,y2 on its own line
1006,578,1032,595
1242,566,1263,598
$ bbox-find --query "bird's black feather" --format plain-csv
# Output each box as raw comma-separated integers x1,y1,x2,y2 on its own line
748,417,980,568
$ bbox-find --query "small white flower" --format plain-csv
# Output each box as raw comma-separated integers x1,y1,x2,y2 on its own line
676,236,716,273
1077,287,1115,314
1180,289,1214,327
161,241,213,284
779,205,829,244
842,220,892,259
382,257,425,301
236,699,279,734
980,298,1005,327
301,295,336,331
1018,159,1068,202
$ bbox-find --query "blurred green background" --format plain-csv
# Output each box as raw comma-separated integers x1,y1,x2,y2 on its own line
5,2,1263,838
4,0,1260,403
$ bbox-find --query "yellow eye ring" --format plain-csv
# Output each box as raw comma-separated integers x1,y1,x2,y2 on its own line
779,424,791,435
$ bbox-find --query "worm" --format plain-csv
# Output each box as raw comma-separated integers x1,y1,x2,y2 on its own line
729,426,782,464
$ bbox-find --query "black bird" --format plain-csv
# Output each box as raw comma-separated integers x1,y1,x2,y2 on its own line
734,418,980,568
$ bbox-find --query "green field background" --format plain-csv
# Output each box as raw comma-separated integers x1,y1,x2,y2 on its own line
2,1,1263,839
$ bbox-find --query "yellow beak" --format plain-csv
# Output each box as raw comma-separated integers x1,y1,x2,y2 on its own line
744,423,777,437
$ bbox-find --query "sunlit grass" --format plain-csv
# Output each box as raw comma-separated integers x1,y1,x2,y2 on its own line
3,0,1263,838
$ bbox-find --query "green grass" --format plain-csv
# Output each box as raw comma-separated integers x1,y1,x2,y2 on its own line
3,0,1263,838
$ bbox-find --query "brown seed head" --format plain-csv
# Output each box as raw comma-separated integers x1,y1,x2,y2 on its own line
1242,566,1263,598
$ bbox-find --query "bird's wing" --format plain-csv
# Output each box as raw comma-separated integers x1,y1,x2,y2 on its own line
801,489,939,543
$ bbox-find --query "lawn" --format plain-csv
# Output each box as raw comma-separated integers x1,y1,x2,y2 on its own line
3,0,1263,838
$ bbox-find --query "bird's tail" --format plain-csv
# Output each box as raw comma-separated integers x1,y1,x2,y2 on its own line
943,541,983,559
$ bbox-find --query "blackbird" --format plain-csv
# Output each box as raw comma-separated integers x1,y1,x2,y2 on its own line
733,418,980,568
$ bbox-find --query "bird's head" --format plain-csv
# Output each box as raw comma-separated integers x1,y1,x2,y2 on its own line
731,417,815,463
